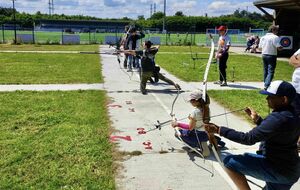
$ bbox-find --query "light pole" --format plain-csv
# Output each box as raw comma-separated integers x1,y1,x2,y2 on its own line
163,0,166,33
12,0,17,44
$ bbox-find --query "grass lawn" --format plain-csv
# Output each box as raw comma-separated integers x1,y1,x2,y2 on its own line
0,90,115,189
209,89,270,121
0,44,100,51
156,47,294,82
0,51,102,84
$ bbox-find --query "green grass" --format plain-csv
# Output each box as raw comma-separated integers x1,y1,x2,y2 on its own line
0,52,102,84
0,90,115,189
0,44,99,51
156,49,294,82
209,90,270,120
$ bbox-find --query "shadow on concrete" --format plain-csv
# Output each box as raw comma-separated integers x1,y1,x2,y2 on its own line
227,83,260,90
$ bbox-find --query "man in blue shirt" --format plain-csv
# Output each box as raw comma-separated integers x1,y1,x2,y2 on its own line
205,80,300,190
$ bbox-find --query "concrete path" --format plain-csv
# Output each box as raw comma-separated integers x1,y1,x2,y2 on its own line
101,45,299,190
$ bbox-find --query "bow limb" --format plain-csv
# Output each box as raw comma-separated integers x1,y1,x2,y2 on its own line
202,34,215,102
201,34,224,165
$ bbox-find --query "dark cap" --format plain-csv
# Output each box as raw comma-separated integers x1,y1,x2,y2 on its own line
217,25,227,31
144,40,152,48
259,80,296,101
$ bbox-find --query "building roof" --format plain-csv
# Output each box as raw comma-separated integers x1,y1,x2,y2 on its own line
254,0,300,10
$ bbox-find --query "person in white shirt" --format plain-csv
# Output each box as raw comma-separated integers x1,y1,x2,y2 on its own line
259,25,283,89
289,49,300,150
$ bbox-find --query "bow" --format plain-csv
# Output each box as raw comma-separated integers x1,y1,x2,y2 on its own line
202,34,224,165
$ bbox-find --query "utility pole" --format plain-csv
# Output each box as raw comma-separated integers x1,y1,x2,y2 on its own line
48,0,51,15
163,0,166,32
154,3,156,13
150,4,152,18
12,0,17,44
51,0,54,15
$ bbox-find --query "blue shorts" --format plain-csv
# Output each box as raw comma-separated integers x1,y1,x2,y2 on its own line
224,153,299,190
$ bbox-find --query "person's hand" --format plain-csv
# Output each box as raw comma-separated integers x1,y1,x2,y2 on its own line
171,121,178,128
215,52,222,59
204,123,219,134
245,107,260,123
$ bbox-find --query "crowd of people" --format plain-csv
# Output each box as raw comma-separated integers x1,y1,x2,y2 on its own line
117,24,299,190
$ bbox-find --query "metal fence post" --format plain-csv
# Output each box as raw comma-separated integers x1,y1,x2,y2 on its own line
61,28,64,45
89,29,91,44
2,25,5,43
32,25,35,44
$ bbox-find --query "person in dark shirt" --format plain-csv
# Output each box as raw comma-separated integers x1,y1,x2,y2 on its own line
204,80,300,190
125,27,145,71
122,40,180,94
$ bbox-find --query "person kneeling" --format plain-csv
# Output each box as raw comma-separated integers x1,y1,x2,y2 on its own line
171,90,225,156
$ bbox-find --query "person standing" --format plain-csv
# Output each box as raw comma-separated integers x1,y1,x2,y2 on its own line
204,80,300,190
120,25,130,69
126,27,145,71
259,25,283,89
214,25,231,86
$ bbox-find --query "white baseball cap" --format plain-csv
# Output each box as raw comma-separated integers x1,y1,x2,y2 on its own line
259,80,296,101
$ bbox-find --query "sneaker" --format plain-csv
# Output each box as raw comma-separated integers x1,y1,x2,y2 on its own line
127,69,132,72
141,90,147,95
214,81,222,85
220,82,228,86
174,84,181,90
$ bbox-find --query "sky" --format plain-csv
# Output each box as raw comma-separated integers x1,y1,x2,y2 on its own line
0,0,266,19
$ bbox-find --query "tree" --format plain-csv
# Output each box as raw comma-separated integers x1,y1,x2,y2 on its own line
137,15,145,20
150,12,164,20
175,11,184,17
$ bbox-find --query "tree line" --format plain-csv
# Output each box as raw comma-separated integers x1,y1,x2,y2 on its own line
0,7,271,32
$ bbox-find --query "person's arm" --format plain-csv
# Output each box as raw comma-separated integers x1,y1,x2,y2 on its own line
245,107,263,125
121,49,136,56
137,31,145,39
289,52,300,68
188,115,196,130
204,113,281,145
275,36,283,51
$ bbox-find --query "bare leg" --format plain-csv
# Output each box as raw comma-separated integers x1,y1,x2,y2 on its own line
225,167,251,190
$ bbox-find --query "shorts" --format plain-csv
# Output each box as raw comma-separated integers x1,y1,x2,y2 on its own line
223,153,299,190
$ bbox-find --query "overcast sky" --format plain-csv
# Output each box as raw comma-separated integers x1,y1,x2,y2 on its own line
0,0,266,19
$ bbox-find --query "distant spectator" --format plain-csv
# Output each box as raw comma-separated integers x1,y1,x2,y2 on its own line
245,35,255,52
126,27,145,71
259,25,283,89
250,36,260,53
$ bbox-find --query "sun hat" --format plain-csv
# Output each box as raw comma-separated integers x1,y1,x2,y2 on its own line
188,90,203,101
